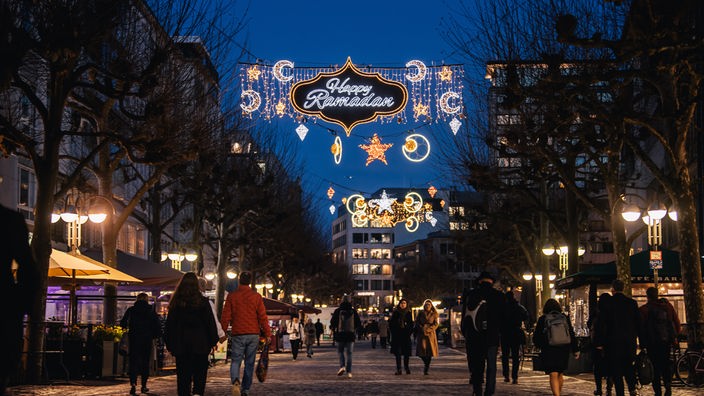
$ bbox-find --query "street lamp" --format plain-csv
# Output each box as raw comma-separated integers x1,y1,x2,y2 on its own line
543,243,585,279
161,246,198,271
51,192,116,252
523,272,557,315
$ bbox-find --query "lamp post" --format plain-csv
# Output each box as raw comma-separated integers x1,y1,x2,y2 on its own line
621,199,677,288
161,247,198,271
523,272,556,317
542,243,585,279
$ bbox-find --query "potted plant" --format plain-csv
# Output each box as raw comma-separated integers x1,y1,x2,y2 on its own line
92,325,126,377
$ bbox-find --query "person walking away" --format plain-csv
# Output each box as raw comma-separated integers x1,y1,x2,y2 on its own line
330,295,361,378
415,299,439,375
220,271,271,396
501,290,528,384
533,298,580,396
603,279,641,396
287,316,304,360
0,204,38,396
368,320,380,349
639,287,680,396
315,319,324,346
165,273,219,396
304,318,316,358
120,293,161,395
589,293,613,396
461,271,506,396
378,317,390,349
389,298,414,375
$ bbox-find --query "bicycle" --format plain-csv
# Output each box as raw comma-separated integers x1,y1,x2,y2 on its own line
675,347,704,387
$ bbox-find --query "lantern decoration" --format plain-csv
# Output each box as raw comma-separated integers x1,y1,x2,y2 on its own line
359,133,393,166
295,124,309,141
344,190,436,232
401,133,430,162
427,185,437,198
327,186,335,199
329,204,336,215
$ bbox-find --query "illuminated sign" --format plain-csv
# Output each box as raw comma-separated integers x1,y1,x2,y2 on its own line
290,58,408,135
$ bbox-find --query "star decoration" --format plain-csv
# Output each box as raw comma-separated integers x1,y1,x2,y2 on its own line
359,133,393,166
368,190,397,214
327,186,335,199
247,65,261,81
438,66,453,82
449,117,462,135
295,124,308,141
413,102,430,119
275,100,286,116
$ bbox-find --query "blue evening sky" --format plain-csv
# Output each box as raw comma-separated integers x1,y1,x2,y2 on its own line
235,0,467,225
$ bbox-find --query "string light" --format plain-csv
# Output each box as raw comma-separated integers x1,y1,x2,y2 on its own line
438,66,453,82
272,60,294,82
359,133,393,166
343,190,436,232
439,91,461,114
240,90,261,113
247,65,261,81
327,186,335,199
405,60,427,82
401,133,430,162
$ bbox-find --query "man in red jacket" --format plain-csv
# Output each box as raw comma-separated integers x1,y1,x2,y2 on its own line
221,271,271,396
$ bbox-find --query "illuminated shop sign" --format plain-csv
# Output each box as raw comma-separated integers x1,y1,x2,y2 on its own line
290,58,407,135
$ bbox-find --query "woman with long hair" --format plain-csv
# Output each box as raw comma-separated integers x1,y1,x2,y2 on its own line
389,298,414,375
165,273,219,396
415,299,439,375
533,298,579,396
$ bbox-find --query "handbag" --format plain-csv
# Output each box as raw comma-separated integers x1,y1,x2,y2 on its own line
118,334,129,356
635,350,653,385
255,342,269,383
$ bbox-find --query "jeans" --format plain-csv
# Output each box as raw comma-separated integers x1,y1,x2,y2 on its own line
230,334,259,392
501,343,520,381
175,353,209,396
337,341,354,373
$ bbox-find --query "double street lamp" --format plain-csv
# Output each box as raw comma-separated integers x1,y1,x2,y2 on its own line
542,244,586,279
522,272,557,316
51,192,115,251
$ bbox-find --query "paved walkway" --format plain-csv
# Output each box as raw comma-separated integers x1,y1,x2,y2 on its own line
7,341,701,395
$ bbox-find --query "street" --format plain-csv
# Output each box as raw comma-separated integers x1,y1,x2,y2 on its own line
8,340,701,395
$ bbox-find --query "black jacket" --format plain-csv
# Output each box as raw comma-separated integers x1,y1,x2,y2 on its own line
389,308,414,355
501,299,528,346
120,300,161,345
604,292,640,355
461,281,505,346
165,296,219,355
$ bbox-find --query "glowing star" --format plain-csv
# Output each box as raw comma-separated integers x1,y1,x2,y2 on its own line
368,190,397,214
247,65,261,81
327,186,335,199
413,102,430,119
428,185,437,198
438,66,453,82
449,117,462,135
295,124,308,141
359,133,393,166
275,100,286,117
329,204,336,215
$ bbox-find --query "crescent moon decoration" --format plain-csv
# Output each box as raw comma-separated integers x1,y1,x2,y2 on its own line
346,194,366,214
403,192,423,213
240,90,261,113
401,133,431,162
272,60,294,82
332,136,343,165
439,91,461,114
352,211,369,227
405,60,427,82
405,216,419,232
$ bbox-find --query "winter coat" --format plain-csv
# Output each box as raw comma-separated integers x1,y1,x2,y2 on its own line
461,282,505,346
120,300,161,351
415,309,439,357
330,301,362,343
639,299,680,348
500,299,528,346
533,312,578,374
304,322,316,346
220,284,271,338
165,296,218,356
604,292,640,357
389,308,413,356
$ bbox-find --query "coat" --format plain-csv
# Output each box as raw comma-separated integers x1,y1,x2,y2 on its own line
604,292,640,358
389,308,413,356
220,284,271,338
461,282,505,346
378,318,389,338
501,299,528,346
304,322,316,346
533,312,578,374
120,300,161,353
165,296,219,356
415,309,439,357
330,301,362,343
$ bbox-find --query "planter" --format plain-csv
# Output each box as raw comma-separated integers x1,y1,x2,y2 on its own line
63,339,86,379
101,341,125,378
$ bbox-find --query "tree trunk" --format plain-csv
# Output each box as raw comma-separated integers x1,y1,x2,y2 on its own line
214,223,228,317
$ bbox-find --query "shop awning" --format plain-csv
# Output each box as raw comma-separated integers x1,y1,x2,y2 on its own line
556,249,703,289
82,248,184,288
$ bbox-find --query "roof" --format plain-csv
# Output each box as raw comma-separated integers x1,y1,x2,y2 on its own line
82,248,184,288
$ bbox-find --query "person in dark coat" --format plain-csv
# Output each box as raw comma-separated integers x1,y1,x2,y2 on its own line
120,293,161,395
367,319,380,348
603,279,640,396
330,295,361,378
0,205,38,395
639,287,680,396
461,271,506,396
314,319,324,346
589,293,613,396
389,298,414,375
165,273,219,396
378,317,390,349
501,290,528,384
533,298,580,396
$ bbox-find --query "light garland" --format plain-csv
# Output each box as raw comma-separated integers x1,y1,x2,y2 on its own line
240,90,261,113
359,133,393,166
343,190,436,232
439,91,461,114
272,60,294,82
438,66,453,82
405,60,427,82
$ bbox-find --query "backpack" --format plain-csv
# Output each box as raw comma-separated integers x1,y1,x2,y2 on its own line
338,309,355,333
464,300,488,334
646,305,674,345
544,312,571,346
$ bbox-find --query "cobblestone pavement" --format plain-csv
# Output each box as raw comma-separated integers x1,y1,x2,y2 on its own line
8,341,702,395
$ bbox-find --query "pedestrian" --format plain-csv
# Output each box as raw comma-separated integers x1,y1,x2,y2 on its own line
378,316,389,349
367,319,380,348
415,299,439,375
589,293,613,396
165,273,219,396
461,271,505,396
0,204,38,396
389,298,414,375
639,287,680,396
220,271,271,396
533,298,580,396
330,295,361,378
315,318,324,346
603,279,640,396
304,318,316,358
287,315,304,360
120,293,161,395
501,290,528,384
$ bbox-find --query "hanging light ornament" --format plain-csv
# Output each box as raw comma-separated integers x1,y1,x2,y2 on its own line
405,60,427,82
428,185,437,198
401,133,430,162
329,204,336,215
449,117,462,135
438,66,453,82
331,136,343,165
413,102,430,120
295,124,308,141
439,91,461,114
359,133,393,166
275,100,286,117
327,186,335,199
272,60,294,82
240,90,261,114
247,65,261,81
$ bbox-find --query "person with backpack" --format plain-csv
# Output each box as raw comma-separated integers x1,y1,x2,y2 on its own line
500,290,529,385
639,287,680,396
330,295,362,378
461,271,505,396
389,298,414,375
533,298,579,396
603,279,641,396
